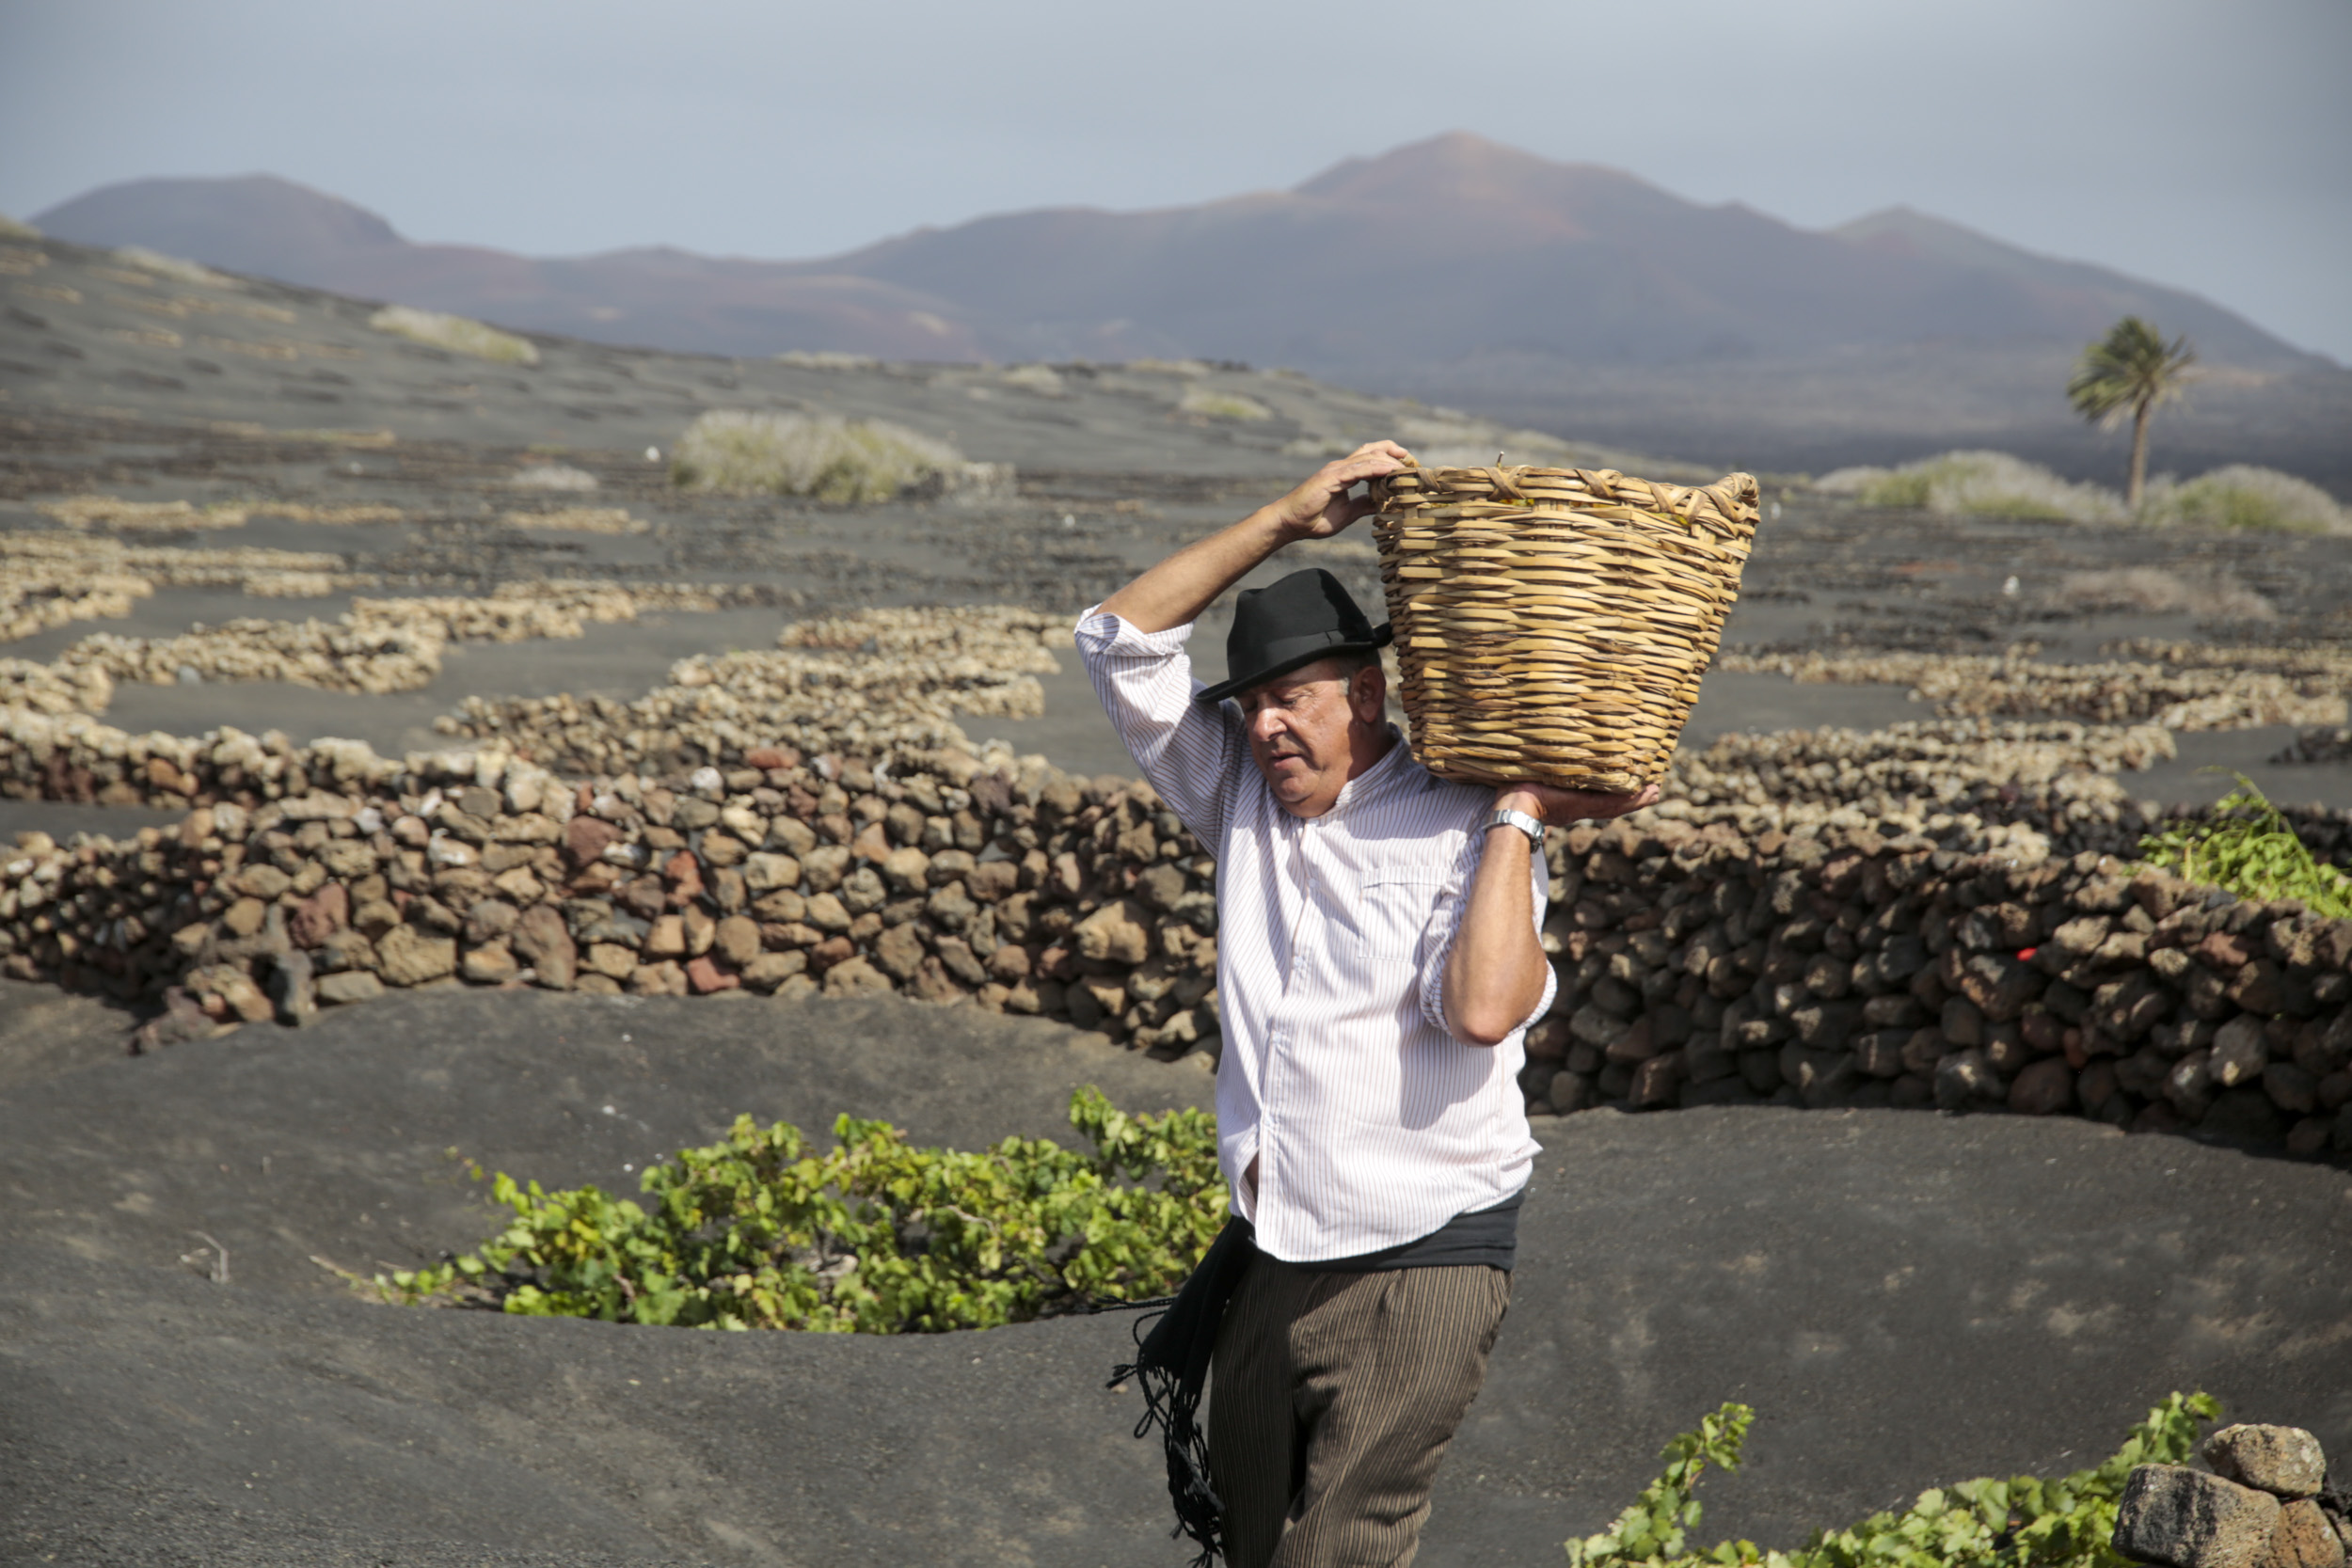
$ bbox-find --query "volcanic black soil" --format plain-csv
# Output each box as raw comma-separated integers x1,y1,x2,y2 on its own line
3,989,2346,1566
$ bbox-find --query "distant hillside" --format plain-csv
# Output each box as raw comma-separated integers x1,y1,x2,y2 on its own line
33,175,989,362
821,134,2320,375
38,136,2351,488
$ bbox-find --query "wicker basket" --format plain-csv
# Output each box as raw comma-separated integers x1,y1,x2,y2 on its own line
1371,462,1760,794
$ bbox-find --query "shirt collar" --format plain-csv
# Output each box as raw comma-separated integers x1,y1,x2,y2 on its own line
1327,723,1409,815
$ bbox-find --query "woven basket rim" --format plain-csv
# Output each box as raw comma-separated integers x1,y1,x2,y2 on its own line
1378,462,1760,535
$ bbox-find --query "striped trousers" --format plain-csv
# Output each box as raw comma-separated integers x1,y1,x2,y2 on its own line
1207,1259,1512,1568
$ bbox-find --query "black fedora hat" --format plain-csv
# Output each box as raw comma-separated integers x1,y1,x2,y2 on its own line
1197,567,1391,705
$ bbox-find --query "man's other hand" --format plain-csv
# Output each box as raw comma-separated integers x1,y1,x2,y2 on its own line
1268,440,1414,540
1496,781,1661,828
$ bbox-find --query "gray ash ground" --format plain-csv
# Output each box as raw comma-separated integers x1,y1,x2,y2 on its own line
4,235,2351,1566
2,987,2345,1567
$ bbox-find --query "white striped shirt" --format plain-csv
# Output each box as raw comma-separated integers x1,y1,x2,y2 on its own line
1076,610,1549,1264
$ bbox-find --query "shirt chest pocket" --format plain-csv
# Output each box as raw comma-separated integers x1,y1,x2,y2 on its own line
1344,872,1448,967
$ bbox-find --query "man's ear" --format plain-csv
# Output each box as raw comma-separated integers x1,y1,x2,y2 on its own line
1349,662,1386,721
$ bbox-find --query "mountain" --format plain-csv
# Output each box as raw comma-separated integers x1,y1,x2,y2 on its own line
37,137,2349,485
819,134,2319,375
33,174,989,361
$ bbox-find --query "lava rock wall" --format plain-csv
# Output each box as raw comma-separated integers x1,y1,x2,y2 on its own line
4,717,2348,1158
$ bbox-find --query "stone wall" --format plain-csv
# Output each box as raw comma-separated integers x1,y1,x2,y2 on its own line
0,734,1224,1065
2116,1422,2345,1568
5,714,2349,1158
1517,816,2351,1157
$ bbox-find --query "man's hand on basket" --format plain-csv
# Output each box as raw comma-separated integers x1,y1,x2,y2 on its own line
1496,782,1661,829
1266,440,1413,540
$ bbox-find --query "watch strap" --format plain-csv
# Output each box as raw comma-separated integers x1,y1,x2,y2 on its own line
1487,807,1544,845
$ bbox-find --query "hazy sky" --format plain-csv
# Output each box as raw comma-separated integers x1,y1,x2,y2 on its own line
3,0,2346,362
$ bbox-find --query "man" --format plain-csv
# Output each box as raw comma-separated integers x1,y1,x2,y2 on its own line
1080,441,1659,1567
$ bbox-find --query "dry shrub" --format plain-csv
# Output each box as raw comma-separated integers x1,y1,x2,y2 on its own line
0,214,40,241
1001,364,1066,395
1816,451,2128,524
777,350,878,370
500,509,647,535
113,245,231,288
1178,386,1273,421
36,497,248,531
2140,466,2350,534
670,411,962,503
243,501,403,525
368,305,540,366
2053,567,2275,621
508,463,599,492
32,496,401,531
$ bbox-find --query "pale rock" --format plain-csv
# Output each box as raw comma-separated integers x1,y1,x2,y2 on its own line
629,959,689,996
316,970,384,1006
839,866,888,915
744,851,802,893
1073,898,1152,966
1136,862,1188,913
2114,1465,2280,1568
741,951,808,991
512,904,577,989
352,898,402,940
801,844,851,892
714,914,761,968
586,942,638,979
232,863,292,899
874,921,928,981
490,865,544,902
2265,1500,2345,1568
375,925,457,987
2202,1425,2326,1499
925,880,977,934
821,956,892,997
462,941,518,985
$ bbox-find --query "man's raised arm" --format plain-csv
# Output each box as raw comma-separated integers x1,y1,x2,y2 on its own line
1442,781,1661,1047
1098,441,1412,632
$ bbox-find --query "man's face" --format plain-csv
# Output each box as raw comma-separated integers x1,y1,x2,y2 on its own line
1235,657,1385,817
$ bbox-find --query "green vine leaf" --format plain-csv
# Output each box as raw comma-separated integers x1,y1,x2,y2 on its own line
1565,1392,2219,1568
375,1086,1227,1334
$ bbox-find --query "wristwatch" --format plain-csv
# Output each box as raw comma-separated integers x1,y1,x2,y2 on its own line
1486,807,1545,846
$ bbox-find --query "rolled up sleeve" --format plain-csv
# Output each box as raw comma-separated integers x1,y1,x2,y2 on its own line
1073,609,1244,850
1419,832,1556,1040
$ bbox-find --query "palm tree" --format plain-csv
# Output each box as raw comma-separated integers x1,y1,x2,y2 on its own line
2067,317,2196,509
